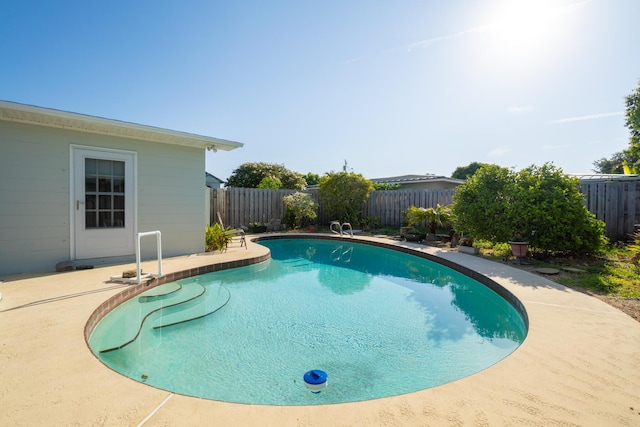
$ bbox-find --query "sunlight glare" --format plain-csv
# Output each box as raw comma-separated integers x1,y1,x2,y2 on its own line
489,1,560,53
475,0,586,72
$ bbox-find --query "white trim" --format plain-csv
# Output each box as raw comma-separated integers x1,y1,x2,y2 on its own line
69,145,138,260
0,100,243,151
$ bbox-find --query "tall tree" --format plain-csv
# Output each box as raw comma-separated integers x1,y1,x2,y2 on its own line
302,172,320,187
623,80,640,173
593,152,626,174
451,162,491,179
225,162,306,189
593,80,640,174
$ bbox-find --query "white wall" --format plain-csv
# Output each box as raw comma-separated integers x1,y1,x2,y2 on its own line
0,120,206,276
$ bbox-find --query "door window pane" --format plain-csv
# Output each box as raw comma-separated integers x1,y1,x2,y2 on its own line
98,177,112,192
99,195,112,209
85,212,97,228
113,195,124,209
113,177,124,193
85,176,96,193
98,212,112,227
85,158,125,229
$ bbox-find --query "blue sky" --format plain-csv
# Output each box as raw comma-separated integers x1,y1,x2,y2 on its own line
2,0,639,181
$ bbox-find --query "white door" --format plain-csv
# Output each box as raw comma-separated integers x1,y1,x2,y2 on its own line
72,146,135,259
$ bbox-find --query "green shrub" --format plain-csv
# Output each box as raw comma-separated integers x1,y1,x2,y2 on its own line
282,192,318,228
205,223,232,251
491,242,512,258
452,163,607,254
405,204,452,234
318,172,374,224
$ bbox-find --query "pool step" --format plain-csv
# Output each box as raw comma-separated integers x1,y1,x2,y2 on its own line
282,257,314,268
139,281,181,301
152,283,230,329
97,281,206,353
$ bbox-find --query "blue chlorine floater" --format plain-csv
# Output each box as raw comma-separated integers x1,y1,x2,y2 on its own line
303,369,328,393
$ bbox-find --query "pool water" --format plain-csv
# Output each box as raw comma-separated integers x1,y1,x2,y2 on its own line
89,238,527,405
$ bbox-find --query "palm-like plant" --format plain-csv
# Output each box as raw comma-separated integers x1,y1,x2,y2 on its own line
405,204,452,234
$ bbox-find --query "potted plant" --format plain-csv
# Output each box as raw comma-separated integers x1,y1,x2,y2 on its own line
508,230,530,258
457,236,479,254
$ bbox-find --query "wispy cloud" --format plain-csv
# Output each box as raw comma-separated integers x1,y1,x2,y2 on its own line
506,105,533,114
541,143,571,149
408,24,491,51
488,147,510,157
339,55,367,65
407,0,591,51
549,111,624,124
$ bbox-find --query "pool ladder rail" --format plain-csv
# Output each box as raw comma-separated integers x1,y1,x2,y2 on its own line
330,221,354,237
110,230,163,284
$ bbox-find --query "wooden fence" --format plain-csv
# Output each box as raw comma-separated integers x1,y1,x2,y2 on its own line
211,181,639,241
581,179,639,241
211,188,456,230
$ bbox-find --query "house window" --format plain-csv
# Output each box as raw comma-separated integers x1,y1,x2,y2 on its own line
85,158,125,228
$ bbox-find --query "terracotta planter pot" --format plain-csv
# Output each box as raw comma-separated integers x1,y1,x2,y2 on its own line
508,241,529,257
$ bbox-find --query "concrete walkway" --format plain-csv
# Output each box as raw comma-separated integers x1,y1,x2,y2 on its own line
1,236,639,426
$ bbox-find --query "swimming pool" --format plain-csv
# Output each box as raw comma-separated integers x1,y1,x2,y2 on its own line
88,238,527,405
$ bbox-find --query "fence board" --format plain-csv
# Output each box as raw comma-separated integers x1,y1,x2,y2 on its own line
580,180,639,241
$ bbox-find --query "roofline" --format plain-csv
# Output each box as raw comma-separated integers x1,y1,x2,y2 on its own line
567,173,640,182
371,176,465,185
0,100,243,152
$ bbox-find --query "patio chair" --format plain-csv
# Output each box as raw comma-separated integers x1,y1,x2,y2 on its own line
217,212,246,250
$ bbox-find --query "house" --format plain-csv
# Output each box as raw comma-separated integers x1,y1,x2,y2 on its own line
370,174,464,190
205,172,225,189
0,101,243,276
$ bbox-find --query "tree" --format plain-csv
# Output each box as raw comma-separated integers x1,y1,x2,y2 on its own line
452,163,606,254
623,80,640,173
451,162,491,180
593,152,626,174
451,164,516,242
593,80,640,174
318,172,374,225
372,182,401,190
302,172,320,187
225,162,306,189
257,176,282,189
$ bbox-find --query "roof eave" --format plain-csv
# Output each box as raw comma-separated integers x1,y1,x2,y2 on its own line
0,100,243,151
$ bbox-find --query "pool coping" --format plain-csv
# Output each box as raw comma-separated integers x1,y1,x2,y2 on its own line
1,234,639,426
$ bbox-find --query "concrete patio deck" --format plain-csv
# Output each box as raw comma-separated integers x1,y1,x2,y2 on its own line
1,235,639,426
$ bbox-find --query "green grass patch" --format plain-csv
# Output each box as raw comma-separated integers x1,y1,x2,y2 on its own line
476,240,640,299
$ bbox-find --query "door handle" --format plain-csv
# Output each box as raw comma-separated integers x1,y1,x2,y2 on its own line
76,200,84,210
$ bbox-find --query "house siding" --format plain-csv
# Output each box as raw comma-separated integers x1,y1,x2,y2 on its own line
136,140,205,259
1,121,71,275
0,120,205,276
